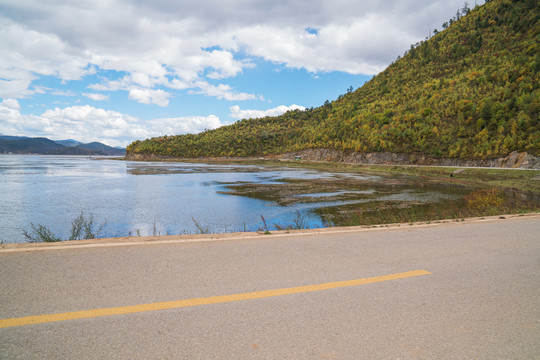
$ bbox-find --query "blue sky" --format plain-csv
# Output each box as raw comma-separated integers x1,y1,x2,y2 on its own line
0,0,483,147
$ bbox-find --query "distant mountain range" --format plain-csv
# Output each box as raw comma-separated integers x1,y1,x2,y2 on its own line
0,135,126,156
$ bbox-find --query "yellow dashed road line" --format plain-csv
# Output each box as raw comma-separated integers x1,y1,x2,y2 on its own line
0,270,431,328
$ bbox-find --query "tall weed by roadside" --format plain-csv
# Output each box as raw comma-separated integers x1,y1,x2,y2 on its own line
23,213,106,243
22,223,62,243
69,212,107,240
259,214,270,232
191,216,210,234
274,210,308,230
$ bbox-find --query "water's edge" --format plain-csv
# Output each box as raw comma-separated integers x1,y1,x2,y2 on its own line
126,150,540,169
2,213,539,252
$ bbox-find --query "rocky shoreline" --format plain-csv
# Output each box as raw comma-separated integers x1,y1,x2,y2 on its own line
126,150,540,169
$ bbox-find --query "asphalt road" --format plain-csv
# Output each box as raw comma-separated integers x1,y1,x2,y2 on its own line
1,215,539,359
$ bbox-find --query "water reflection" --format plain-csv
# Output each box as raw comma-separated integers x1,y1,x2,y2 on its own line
2,156,342,242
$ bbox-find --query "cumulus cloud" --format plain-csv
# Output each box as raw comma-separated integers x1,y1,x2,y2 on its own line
146,115,222,134
0,0,484,100
89,75,259,103
0,18,94,97
83,93,109,101
0,100,223,147
1,98,21,110
229,104,306,120
52,90,76,96
128,88,171,106
190,81,260,101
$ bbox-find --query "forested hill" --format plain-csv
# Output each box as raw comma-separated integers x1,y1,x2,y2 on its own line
127,0,539,161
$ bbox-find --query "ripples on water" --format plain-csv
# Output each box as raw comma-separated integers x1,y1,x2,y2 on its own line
0,155,470,243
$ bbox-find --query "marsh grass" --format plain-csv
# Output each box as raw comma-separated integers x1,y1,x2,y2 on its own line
319,188,539,226
238,160,540,194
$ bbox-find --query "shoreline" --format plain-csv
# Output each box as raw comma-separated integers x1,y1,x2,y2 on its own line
3,156,538,246
124,154,540,194
125,149,540,170
2,212,539,252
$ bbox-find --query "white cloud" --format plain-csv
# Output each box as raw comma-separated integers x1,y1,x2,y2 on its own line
147,115,222,134
0,18,93,97
90,74,259,103
128,88,171,107
52,90,76,96
0,102,223,147
0,99,50,135
0,0,484,100
203,49,255,79
1,98,21,110
229,104,306,120
83,93,109,101
191,81,260,101
0,78,36,98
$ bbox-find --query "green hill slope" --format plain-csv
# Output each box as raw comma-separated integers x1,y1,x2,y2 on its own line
127,0,539,161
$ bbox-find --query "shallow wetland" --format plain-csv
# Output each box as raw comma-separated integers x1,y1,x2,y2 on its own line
1,155,538,243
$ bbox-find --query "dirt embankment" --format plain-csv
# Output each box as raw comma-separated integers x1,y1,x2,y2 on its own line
127,150,540,169
270,150,540,169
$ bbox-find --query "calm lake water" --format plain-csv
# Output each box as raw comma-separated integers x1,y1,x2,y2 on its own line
0,155,468,243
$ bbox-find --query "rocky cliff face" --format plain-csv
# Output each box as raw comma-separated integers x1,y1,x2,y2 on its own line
274,150,540,169
126,150,540,169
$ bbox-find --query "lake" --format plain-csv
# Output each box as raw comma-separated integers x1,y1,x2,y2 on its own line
0,155,471,243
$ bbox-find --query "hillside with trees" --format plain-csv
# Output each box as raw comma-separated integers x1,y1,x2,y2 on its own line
127,0,539,161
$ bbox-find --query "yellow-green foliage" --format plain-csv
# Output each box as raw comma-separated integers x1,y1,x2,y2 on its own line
128,0,540,159
464,188,505,213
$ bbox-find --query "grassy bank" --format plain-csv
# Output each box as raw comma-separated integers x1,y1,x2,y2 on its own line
183,157,540,195
356,165,540,194
214,160,539,227
316,189,539,227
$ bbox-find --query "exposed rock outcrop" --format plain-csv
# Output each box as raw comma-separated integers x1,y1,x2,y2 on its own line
275,150,540,169
127,150,540,169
